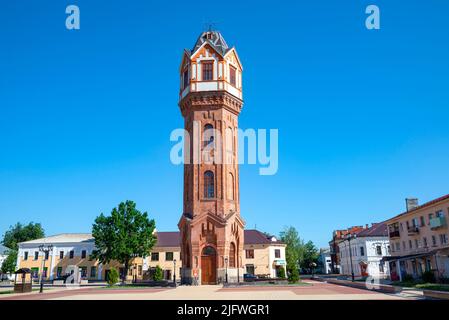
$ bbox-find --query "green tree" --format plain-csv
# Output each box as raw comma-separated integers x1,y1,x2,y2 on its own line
107,268,120,286
300,240,319,273
153,265,163,281
279,226,301,283
2,222,45,250
1,222,45,273
1,250,17,274
91,201,157,283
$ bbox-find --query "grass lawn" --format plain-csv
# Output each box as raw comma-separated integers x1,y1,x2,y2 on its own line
0,288,44,295
394,281,449,292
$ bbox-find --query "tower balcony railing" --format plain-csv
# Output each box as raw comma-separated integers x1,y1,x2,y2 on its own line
389,230,400,239
430,216,447,230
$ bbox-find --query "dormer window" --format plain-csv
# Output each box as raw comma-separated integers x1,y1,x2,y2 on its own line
229,66,236,86
202,61,213,81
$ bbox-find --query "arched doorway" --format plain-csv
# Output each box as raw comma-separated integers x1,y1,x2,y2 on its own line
201,246,217,284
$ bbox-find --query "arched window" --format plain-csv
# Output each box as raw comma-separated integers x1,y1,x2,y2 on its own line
229,242,236,268
204,171,214,198
204,124,214,148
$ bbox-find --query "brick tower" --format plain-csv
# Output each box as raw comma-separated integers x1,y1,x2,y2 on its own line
178,31,245,284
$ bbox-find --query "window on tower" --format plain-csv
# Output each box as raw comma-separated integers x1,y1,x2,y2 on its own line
204,124,214,148
229,66,236,86
183,69,189,88
204,171,214,198
202,61,213,81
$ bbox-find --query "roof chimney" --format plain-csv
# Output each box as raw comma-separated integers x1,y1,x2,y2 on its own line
405,198,419,212
365,224,369,229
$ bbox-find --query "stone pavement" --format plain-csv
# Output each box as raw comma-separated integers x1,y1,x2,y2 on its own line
0,280,424,300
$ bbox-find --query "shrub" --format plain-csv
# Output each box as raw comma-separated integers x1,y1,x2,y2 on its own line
422,271,436,283
153,265,163,281
277,267,286,279
288,267,300,283
402,274,414,282
107,268,119,286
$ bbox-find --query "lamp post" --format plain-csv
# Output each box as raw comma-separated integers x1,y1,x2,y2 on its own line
346,233,357,282
224,257,228,284
310,262,317,279
38,244,53,293
173,259,177,286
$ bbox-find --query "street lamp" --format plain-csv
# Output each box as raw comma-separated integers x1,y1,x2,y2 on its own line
173,259,177,286
310,262,317,279
224,257,228,284
38,244,53,293
346,233,357,282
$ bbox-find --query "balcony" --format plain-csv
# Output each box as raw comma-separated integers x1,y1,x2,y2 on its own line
430,216,447,230
389,230,400,239
407,226,419,235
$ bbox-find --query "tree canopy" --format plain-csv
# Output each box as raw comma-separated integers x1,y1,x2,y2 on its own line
2,222,45,250
91,200,157,282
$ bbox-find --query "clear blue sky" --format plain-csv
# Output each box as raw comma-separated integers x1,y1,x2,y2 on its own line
1,1,448,248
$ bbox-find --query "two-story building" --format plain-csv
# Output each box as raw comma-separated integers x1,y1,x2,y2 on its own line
338,222,390,279
385,194,449,281
16,229,286,283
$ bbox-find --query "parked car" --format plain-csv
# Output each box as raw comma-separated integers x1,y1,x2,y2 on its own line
243,273,258,282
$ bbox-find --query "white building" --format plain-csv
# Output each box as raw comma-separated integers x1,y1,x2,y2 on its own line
319,248,332,274
0,245,13,280
338,223,391,279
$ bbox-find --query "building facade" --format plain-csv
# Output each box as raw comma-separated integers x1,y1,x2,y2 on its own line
329,226,365,274
338,223,390,279
177,30,245,284
318,248,332,274
385,194,449,281
16,230,285,283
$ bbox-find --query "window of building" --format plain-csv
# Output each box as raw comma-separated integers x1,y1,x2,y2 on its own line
204,171,215,198
183,69,189,88
90,266,96,278
166,252,174,261
34,251,39,260
409,240,412,249
229,243,236,268
400,223,403,231
246,249,254,259
436,210,444,218
151,252,159,261
203,124,214,148
57,267,63,278
360,247,365,256
138,265,142,276
395,242,400,251
420,216,425,227
406,221,410,229
432,235,437,246
423,237,428,247
81,250,87,259
415,239,419,248
202,61,213,81
402,241,406,250
69,250,74,259
376,246,382,255
45,251,49,260
429,213,434,225
24,251,28,261
31,267,39,278
440,234,448,245
275,249,281,259
59,251,64,259
387,245,391,254
379,262,385,273
80,266,87,278
246,265,255,275
229,66,236,86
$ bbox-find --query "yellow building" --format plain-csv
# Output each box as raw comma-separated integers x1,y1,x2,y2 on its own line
385,194,449,281
17,230,286,283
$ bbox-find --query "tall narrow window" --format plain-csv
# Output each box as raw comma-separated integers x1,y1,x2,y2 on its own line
204,171,214,198
229,242,236,268
202,61,213,81
227,172,234,200
229,66,236,86
204,124,214,148
183,69,189,88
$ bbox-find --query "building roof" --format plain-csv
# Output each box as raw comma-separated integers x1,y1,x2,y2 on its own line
191,31,231,56
387,193,449,223
18,230,283,247
356,222,388,237
19,233,94,245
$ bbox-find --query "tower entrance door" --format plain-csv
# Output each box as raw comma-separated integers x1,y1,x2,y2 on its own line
201,246,217,285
